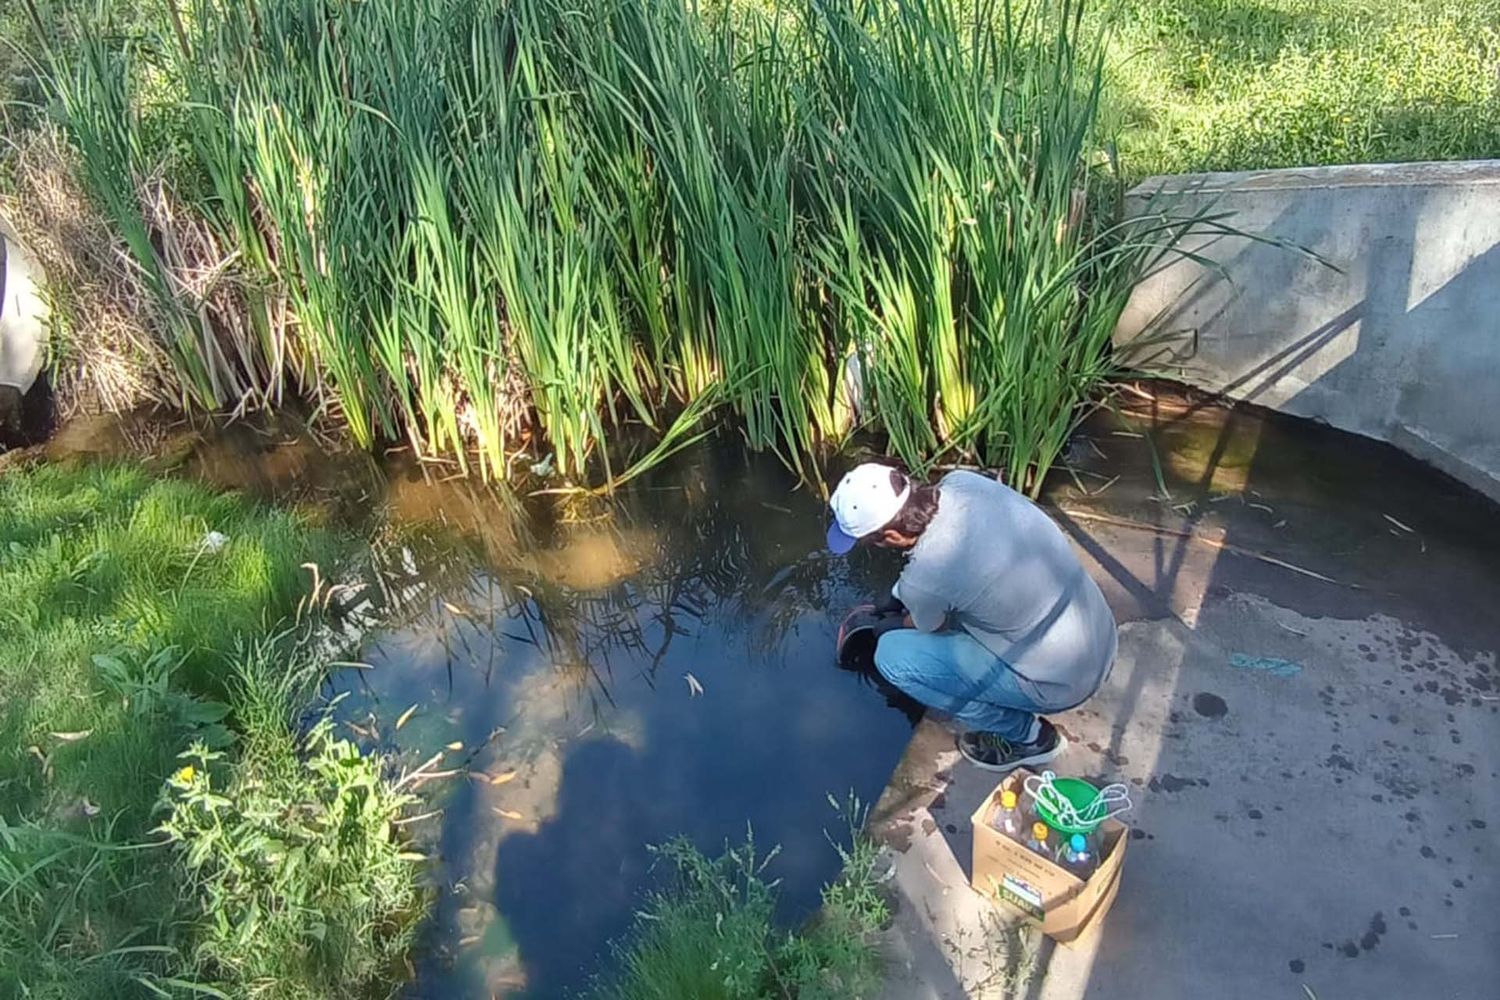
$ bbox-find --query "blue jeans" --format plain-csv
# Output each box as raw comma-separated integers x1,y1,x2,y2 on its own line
874,629,1046,742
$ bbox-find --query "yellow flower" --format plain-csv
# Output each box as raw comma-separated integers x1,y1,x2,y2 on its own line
174,764,196,784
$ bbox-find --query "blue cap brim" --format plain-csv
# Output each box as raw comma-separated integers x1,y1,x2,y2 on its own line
826,522,859,555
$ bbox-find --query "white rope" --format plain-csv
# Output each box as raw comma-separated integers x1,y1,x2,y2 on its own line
1022,770,1133,828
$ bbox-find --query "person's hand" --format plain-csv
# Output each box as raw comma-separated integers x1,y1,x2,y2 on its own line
873,588,905,616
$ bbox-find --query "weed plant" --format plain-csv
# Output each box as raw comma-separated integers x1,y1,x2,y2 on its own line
157,643,426,999
593,798,890,1000
0,461,422,998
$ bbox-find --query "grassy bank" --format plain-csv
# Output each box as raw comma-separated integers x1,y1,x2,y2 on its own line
1102,0,1500,176
21,0,1209,494
0,461,424,998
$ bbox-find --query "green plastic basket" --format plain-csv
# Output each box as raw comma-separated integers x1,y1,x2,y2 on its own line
1033,777,1105,835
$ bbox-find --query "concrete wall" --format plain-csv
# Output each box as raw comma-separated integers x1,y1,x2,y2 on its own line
1,222,47,395
1114,160,1500,503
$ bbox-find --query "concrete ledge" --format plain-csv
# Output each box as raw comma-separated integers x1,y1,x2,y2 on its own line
1115,160,1500,502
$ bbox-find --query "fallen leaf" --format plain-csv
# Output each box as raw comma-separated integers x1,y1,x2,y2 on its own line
445,741,464,751
492,808,524,821
50,730,93,742
345,720,378,740
395,704,419,731
684,672,704,697
442,600,469,618
392,808,443,827
488,770,518,785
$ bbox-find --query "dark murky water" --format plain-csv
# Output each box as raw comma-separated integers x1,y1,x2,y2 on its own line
325,447,918,998
1056,388,1500,654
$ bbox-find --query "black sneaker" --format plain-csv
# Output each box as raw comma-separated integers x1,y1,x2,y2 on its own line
957,719,1067,772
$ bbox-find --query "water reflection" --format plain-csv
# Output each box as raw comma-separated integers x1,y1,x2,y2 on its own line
330,445,919,998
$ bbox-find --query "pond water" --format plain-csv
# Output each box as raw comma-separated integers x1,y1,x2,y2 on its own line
319,446,920,997
29,381,1500,999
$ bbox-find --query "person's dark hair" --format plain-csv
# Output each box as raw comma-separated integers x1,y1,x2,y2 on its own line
883,467,941,537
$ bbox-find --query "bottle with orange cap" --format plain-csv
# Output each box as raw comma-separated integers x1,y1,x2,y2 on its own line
1025,821,1051,857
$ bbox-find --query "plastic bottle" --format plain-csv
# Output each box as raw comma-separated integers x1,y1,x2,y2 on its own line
994,788,1023,837
1026,821,1051,857
1058,832,1095,878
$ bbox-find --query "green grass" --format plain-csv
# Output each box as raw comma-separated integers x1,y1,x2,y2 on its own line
25,0,1205,495
1100,0,1500,176
592,815,890,1000
0,461,424,999
0,461,343,815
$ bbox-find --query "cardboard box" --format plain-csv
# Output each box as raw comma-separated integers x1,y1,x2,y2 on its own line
969,768,1127,945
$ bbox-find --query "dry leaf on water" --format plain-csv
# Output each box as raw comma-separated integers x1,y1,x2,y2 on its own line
488,770,518,785
492,808,524,821
345,720,378,740
395,704,419,730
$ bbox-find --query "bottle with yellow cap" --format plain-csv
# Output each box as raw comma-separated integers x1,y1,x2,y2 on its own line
994,788,1023,837
1025,821,1051,856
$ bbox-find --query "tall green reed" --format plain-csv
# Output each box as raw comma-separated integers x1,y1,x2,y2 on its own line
803,0,1114,488
33,0,1220,493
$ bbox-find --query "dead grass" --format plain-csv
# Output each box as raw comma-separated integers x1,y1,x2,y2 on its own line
1,125,274,418
2,126,161,414
136,163,289,417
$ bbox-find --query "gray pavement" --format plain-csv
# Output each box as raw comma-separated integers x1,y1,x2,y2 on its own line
868,394,1499,1000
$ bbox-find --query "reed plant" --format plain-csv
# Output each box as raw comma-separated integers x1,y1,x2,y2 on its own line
30,0,1220,493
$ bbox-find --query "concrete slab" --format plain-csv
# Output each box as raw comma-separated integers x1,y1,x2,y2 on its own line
868,389,1500,999
1113,160,1500,503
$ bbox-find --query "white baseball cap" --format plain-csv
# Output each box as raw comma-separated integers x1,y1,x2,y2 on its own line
826,463,910,554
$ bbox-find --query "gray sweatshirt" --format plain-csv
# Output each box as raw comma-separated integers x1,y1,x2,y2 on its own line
894,471,1117,709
